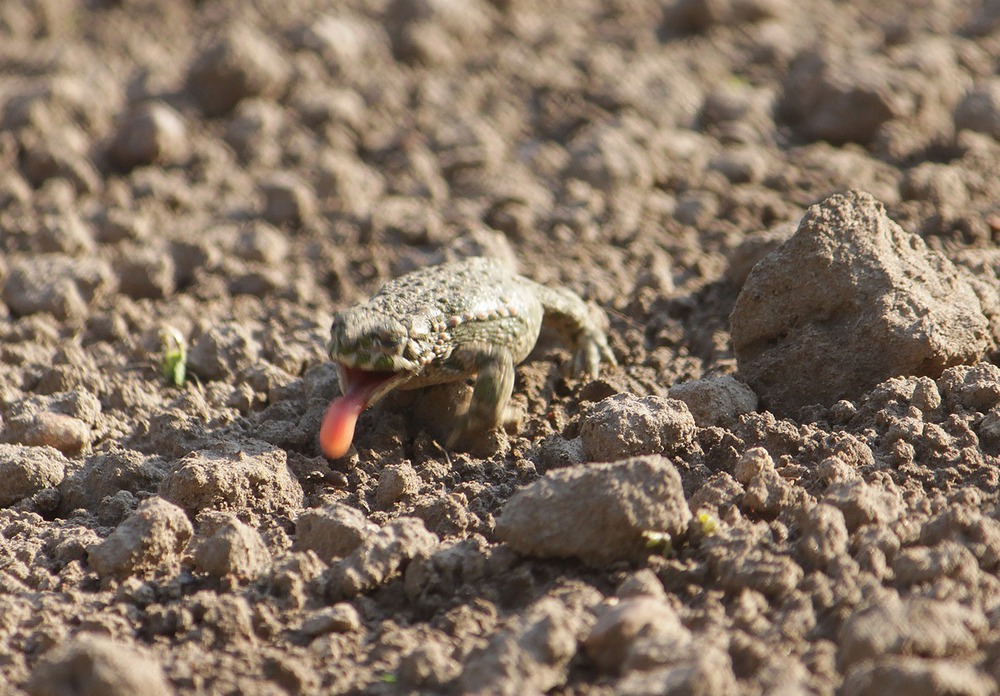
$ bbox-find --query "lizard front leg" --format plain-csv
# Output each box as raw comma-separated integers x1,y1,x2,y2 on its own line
446,343,515,449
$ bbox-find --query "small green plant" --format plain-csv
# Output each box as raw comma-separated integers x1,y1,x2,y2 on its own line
159,326,188,387
378,672,398,684
697,511,719,536
642,530,674,556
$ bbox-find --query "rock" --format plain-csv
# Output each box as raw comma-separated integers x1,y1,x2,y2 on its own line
567,121,654,190
795,503,849,571
536,434,587,472
116,246,176,300
899,163,968,211
733,447,799,515
778,49,913,144
579,394,696,461
705,533,804,597
457,593,596,695
2,255,114,320
779,51,895,144
59,449,166,512
937,364,1000,412
97,209,152,244
841,657,995,696
669,376,758,427
2,391,102,458
386,0,494,65
5,411,92,456
367,196,445,245
823,479,903,532
295,15,377,74
955,79,1000,140
260,172,317,228
25,634,171,696
495,455,691,566
399,641,462,689
37,211,95,254
584,597,690,674
295,503,377,563
707,145,769,184
159,441,303,524
0,444,67,507
315,151,385,216
674,190,719,228
264,654,321,695
918,499,1000,572
108,102,188,170
186,24,290,116
224,98,284,163
698,81,776,144
375,461,420,508
324,517,438,600
615,643,738,696
403,538,491,604
838,595,987,670
664,0,788,32
893,541,978,587
19,131,100,193
616,569,668,600
187,322,261,381
88,496,193,580
190,512,271,581
731,190,993,415
233,222,289,264
412,492,474,537
299,603,362,637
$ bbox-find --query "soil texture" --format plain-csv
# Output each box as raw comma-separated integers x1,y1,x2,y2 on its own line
5,1,1000,694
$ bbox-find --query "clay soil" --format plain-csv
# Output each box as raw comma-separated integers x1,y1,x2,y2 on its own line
5,0,1000,694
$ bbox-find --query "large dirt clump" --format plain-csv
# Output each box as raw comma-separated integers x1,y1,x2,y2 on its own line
732,190,994,415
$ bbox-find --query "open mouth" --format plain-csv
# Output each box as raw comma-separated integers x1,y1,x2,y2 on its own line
318,364,410,459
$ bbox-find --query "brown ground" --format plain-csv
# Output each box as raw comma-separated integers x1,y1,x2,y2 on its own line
4,0,1000,694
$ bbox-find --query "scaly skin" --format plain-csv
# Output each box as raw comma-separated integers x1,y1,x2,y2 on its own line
322,257,616,455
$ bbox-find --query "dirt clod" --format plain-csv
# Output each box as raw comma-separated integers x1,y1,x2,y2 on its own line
579,394,697,461
0,444,67,507
495,455,691,566
732,190,993,415
323,516,437,600
190,512,271,582
294,502,377,563
26,634,171,696
186,24,290,116
88,496,192,581
158,441,303,524
4,2,1000,694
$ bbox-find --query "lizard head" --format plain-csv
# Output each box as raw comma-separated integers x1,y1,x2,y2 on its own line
321,306,436,458
328,305,435,379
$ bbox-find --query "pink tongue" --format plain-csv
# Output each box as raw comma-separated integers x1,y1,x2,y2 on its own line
320,369,399,458
319,390,368,459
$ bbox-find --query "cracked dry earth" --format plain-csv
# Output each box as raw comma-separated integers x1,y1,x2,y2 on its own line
8,1,1000,695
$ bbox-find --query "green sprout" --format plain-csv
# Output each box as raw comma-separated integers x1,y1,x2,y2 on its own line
378,672,398,684
697,511,719,536
643,531,674,556
159,326,188,387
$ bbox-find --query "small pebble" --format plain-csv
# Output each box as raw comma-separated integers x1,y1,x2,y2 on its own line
186,24,291,116
295,503,377,562
0,444,67,507
109,102,188,170
261,173,317,228
88,496,193,580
